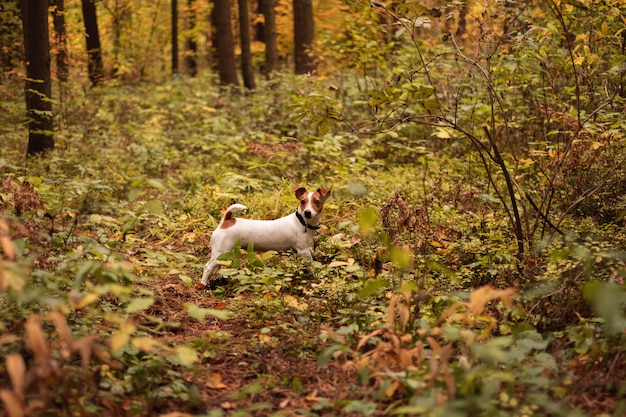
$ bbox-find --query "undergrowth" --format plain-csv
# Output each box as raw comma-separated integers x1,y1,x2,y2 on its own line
0,71,625,416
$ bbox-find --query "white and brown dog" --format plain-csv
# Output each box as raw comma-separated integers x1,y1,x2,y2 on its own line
201,187,331,285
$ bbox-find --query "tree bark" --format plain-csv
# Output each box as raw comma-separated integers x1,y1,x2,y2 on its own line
50,0,68,82
293,0,315,74
183,0,197,76
81,0,104,85
19,0,55,154
172,0,179,75
262,0,278,74
212,0,239,86
237,0,255,89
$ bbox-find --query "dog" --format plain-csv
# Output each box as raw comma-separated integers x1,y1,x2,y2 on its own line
201,187,331,285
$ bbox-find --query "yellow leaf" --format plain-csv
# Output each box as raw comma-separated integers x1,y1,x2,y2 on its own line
110,320,136,353
131,337,162,352
176,346,198,367
601,21,608,35
110,332,130,353
433,128,452,139
69,292,100,309
384,380,401,398
283,295,308,311
591,141,605,150
573,55,585,66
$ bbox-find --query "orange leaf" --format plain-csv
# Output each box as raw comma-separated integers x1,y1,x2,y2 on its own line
5,354,25,401
25,315,49,362
0,390,24,417
206,373,228,389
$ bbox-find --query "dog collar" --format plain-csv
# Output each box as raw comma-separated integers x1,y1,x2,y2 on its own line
295,210,321,232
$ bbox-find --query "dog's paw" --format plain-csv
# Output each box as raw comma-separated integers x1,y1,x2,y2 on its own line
202,277,230,290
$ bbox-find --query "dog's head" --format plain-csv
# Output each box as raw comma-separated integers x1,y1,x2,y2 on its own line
295,187,331,219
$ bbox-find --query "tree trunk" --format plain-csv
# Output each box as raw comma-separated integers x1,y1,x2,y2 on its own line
212,0,239,86
50,0,68,82
81,0,104,85
183,0,198,76
293,0,315,74
262,0,278,74
255,0,264,41
19,0,54,155
172,0,179,75
237,0,255,89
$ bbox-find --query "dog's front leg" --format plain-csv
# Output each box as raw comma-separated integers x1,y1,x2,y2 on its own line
201,260,219,285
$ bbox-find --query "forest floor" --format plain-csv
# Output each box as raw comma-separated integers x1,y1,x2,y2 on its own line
152,276,357,416
2,75,625,417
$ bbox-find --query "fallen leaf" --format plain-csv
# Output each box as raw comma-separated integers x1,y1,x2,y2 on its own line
206,373,228,389
220,402,235,410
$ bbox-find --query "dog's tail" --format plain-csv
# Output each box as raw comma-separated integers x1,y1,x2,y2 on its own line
219,204,247,226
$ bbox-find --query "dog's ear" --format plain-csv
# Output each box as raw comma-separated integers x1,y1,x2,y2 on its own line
317,188,331,202
294,187,308,200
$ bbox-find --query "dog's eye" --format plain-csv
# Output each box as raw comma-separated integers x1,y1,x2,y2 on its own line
314,199,320,205
300,200,305,205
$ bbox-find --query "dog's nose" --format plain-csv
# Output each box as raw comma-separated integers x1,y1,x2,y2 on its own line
304,210,312,219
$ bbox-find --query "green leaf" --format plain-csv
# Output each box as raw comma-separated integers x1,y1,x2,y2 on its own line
367,90,389,106
179,274,192,286
358,279,388,299
146,178,167,190
343,400,378,416
317,118,331,136
126,297,155,313
317,344,344,367
390,246,412,269
145,199,164,216
358,207,378,235
185,303,232,321
175,345,199,367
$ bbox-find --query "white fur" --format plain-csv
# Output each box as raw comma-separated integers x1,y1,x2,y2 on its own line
201,188,330,285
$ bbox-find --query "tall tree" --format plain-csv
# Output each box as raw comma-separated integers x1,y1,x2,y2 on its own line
237,0,255,89
293,0,315,74
81,0,103,85
19,0,54,154
212,0,238,86
50,0,68,82
183,0,197,76
261,0,278,74
172,0,179,75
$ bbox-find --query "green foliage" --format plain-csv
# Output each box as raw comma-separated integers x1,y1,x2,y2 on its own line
3,1,626,412
0,1,22,76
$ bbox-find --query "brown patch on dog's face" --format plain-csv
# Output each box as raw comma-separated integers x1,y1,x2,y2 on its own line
310,189,330,212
